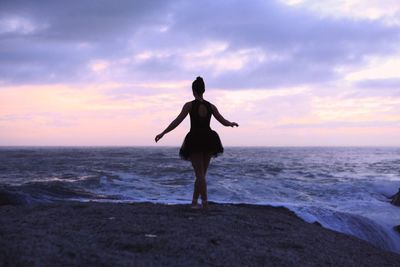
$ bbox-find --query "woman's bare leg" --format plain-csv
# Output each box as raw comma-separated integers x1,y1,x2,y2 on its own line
189,152,205,207
192,179,200,205
201,153,212,209
203,153,212,176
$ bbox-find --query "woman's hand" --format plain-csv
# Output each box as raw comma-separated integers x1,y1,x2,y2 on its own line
230,122,239,127
155,133,164,143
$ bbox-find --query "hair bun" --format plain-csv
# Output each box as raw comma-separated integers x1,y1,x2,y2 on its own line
192,76,205,95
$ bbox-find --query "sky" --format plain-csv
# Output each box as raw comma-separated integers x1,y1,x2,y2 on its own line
0,0,400,146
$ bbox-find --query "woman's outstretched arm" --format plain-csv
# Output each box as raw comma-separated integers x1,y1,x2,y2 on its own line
155,102,191,142
211,104,239,127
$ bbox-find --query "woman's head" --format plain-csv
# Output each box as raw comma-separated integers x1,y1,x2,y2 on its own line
192,76,205,96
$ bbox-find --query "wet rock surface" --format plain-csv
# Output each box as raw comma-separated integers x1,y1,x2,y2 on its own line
0,202,399,267
390,189,400,206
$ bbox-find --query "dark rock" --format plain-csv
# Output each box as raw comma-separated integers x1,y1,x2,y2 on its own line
313,221,322,227
394,225,400,234
209,238,219,245
390,188,400,207
0,186,28,206
1,202,400,266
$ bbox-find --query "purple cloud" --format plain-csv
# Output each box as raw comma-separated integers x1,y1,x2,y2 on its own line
0,0,399,90
355,78,400,89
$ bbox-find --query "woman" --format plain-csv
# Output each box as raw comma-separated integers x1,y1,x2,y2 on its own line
155,77,238,209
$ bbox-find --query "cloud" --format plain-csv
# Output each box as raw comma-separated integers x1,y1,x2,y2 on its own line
0,0,169,40
355,78,400,89
0,0,399,90
0,0,172,84
280,0,400,21
167,0,400,88
277,120,400,129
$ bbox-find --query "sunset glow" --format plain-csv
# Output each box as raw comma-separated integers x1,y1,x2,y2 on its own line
1,0,399,146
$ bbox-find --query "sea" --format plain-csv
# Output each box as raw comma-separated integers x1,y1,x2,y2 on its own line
1,146,400,253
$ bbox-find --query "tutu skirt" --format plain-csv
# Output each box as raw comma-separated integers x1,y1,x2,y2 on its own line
179,129,224,160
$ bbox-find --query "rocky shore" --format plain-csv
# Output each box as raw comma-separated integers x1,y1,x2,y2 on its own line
1,201,399,266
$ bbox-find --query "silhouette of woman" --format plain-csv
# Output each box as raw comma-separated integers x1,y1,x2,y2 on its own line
155,77,238,209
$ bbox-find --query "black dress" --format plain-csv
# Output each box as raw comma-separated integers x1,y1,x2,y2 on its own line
179,99,224,160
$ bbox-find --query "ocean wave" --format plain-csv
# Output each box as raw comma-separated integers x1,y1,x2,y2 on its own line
1,146,400,254
0,181,118,205
289,205,400,253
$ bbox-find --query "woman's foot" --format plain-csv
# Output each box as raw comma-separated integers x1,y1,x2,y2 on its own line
191,199,200,209
201,199,208,210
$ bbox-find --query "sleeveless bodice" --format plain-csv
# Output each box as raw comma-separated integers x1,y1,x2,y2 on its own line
179,99,223,160
189,99,212,131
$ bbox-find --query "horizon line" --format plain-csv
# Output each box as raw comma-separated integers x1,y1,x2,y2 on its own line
0,145,399,148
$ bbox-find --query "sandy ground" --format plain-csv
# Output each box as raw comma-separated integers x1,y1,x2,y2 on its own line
0,201,399,267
